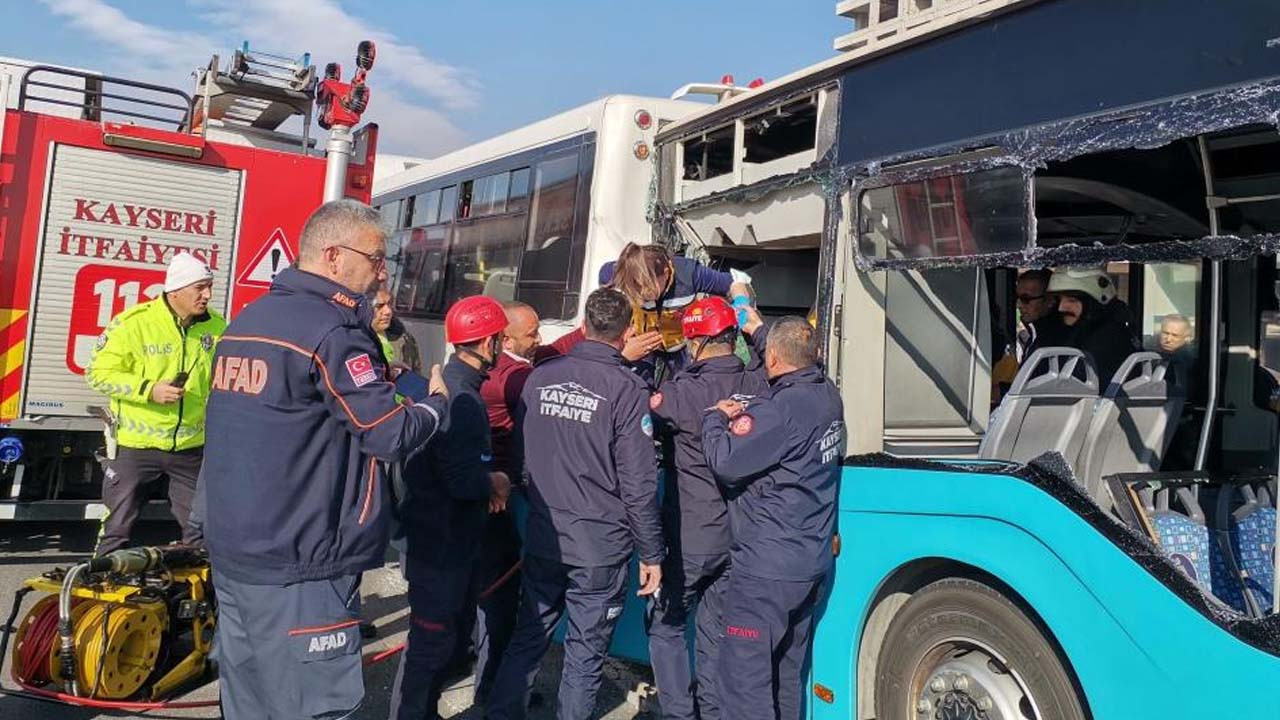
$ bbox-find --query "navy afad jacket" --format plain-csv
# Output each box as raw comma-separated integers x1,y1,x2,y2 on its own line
203,267,446,585
518,340,665,568
701,358,845,582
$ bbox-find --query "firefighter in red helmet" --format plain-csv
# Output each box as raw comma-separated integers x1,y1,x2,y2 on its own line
390,294,513,720
644,296,769,720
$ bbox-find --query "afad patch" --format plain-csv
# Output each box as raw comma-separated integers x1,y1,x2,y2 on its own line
641,414,654,437
649,392,663,410
330,291,358,309
730,414,754,436
345,353,377,387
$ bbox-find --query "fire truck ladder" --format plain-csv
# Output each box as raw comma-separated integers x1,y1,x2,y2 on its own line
925,176,965,256
191,43,318,153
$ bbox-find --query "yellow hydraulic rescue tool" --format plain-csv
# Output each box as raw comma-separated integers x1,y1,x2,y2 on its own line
3,546,214,701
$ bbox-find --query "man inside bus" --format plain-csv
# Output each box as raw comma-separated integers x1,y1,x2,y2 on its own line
1015,268,1065,362
1152,313,1196,395
1033,267,1141,382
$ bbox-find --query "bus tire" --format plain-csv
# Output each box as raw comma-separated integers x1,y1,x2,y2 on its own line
874,577,1086,720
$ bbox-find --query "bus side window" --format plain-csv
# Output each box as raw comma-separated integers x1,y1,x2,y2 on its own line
516,153,581,319
882,267,992,455
439,185,458,223
395,226,449,315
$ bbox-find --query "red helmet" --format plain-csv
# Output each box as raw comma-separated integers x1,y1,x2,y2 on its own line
445,295,507,345
681,297,738,339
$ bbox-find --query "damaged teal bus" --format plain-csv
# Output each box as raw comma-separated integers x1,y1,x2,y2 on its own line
651,0,1280,717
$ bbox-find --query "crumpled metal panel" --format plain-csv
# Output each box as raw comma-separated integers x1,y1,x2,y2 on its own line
847,451,1280,656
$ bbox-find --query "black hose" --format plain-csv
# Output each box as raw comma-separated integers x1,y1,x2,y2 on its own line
0,587,33,672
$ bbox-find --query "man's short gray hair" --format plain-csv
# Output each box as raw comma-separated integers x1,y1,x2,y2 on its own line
298,199,388,263
502,300,538,322
767,316,820,368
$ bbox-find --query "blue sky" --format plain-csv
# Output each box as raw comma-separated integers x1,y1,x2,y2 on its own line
2,1,845,156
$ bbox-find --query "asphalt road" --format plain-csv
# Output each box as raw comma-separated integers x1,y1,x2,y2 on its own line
0,520,656,719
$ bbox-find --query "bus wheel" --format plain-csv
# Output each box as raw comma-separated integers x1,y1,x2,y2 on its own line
874,578,1086,720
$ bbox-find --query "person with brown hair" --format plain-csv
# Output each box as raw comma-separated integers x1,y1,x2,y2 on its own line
599,242,751,378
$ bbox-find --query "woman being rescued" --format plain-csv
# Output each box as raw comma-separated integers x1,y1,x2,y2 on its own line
549,242,751,382
600,242,752,383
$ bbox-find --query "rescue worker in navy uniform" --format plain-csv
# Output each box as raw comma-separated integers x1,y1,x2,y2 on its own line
702,314,845,720
390,294,513,720
485,287,664,720
202,200,448,720
646,296,769,720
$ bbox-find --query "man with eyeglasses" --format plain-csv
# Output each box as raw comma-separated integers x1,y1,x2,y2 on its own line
1014,269,1064,363
202,199,448,719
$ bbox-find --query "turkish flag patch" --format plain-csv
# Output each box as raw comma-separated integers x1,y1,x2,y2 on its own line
730,414,754,436
649,392,663,410
345,353,377,387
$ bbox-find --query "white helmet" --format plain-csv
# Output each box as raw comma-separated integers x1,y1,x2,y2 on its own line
1048,267,1116,305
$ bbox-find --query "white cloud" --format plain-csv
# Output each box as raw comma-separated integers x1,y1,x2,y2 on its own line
40,0,210,62
35,0,476,156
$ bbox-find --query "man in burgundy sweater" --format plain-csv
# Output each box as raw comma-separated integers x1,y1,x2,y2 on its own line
472,302,577,703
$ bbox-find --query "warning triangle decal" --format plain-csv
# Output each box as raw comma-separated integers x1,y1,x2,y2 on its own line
237,228,296,288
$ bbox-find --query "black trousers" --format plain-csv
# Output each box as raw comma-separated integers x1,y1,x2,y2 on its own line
645,551,730,720
473,509,522,702
717,571,823,720
389,559,477,720
96,446,202,556
484,555,629,720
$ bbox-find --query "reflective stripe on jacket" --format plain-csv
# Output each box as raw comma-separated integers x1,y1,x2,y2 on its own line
87,296,226,451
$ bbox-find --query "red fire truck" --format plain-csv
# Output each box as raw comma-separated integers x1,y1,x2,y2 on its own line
0,44,378,520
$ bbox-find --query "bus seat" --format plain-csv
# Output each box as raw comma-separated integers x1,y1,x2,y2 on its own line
1210,484,1254,615
1145,486,1216,599
979,347,1099,469
1230,483,1276,614
482,269,517,301
1077,352,1185,510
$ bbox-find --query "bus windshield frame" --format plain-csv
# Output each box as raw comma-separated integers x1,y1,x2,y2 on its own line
850,77,1280,273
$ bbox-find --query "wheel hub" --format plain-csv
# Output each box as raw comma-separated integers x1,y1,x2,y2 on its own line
914,640,1036,720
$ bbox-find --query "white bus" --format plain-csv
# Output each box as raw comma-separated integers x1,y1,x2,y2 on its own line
373,95,701,365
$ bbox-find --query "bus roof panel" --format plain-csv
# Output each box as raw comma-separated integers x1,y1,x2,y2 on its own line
374,95,697,196
837,0,1280,167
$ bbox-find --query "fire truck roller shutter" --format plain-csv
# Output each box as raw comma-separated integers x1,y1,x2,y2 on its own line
22,144,242,418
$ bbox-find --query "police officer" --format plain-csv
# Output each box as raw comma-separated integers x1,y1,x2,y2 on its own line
202,200,448,720
646,296,768,720
390,294,512,720
87,252,225,555
702,315,845,720
485,288,664,720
